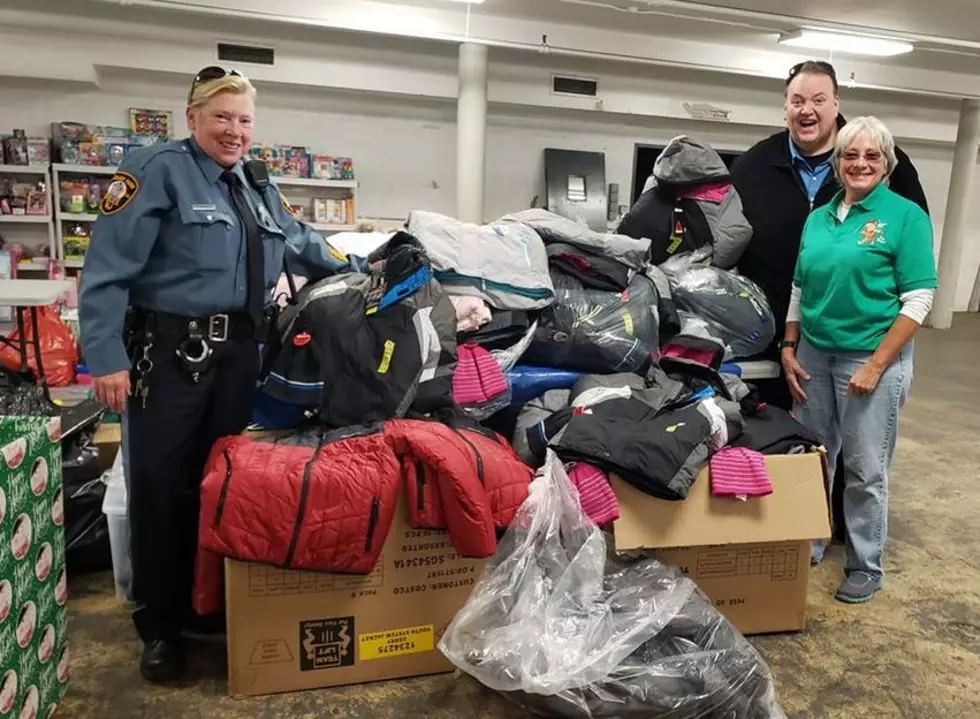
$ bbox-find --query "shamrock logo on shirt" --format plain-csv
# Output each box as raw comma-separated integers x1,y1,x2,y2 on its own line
858,220,887,246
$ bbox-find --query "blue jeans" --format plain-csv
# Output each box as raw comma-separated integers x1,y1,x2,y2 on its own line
794,339,913,580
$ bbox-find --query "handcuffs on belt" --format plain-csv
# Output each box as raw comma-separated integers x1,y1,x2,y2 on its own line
175,315,229,383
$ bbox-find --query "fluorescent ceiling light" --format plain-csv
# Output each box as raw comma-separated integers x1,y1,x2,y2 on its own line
779,30,913,57
442,0,485,3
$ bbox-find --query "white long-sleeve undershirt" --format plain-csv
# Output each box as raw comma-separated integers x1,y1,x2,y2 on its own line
786,284,935,326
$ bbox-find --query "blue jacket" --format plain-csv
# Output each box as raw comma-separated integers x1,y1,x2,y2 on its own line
79,137,357,376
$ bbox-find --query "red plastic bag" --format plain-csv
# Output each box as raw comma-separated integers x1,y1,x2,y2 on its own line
0,305,78,387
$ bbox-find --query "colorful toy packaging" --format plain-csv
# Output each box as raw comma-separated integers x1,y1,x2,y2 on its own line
0,131,46,167
0,414,69,719
62,224,91,261
58,178,111,215
280,145,310,178
249,146,356,180
249,144,283,176
51,123,140,166
0,178,48,217
311,155,355,180
128,108,172,143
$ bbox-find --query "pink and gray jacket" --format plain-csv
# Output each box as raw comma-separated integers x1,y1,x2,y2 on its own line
617,135,753,270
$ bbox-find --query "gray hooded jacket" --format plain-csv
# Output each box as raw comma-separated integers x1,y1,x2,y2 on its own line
636,135,753,270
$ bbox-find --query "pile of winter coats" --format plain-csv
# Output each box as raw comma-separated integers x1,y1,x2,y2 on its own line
192,133,808,717
202,131,807,565
255,136,777,437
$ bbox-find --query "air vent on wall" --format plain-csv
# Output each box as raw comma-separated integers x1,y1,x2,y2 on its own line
552,75,598,97
217,43,275,66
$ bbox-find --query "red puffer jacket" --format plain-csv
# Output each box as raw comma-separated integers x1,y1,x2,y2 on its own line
193,421,532,615
385,420,531,554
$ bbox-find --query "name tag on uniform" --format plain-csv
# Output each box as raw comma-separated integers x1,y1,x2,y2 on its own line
192,203,217,211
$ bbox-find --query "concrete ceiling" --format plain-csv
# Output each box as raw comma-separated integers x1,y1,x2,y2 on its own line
684,0,980,44
461,0,980,75
5,0,980,97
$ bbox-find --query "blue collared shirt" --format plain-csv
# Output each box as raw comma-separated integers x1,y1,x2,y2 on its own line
79,137,359,376
788,136,833,207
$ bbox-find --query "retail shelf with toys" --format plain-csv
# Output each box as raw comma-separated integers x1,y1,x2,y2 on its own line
252,145,359,231
0,138,56,275
51,163,119,176
276,177,359,190
58,212,100,222
49,112,171,269
0,214,51,224
0,164,50,176
53,164,119,268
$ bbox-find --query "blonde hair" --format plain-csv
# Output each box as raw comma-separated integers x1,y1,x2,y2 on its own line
187,74,256,110
834,115,898,180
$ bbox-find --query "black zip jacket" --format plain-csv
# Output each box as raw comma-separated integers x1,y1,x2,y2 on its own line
731,117,929,360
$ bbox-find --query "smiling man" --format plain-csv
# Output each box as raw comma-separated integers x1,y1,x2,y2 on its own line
732,60,929,411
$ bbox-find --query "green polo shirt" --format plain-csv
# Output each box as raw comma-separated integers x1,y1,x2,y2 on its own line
794,183,938,352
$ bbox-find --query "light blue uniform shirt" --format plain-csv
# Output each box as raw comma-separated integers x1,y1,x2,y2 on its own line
788,136,833,208
79,137,358,377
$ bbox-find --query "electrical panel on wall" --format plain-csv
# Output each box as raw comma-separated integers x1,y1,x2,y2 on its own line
544,149,607,232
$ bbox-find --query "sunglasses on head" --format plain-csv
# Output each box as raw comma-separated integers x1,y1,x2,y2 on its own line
787,60,837,82
188,65,243,102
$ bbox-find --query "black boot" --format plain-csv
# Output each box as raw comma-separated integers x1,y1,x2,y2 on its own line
140,638,185,683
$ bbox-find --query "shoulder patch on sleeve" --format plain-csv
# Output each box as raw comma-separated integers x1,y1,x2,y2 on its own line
101,172,140,215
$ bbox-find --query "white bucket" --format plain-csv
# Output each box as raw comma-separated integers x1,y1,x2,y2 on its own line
100,450,133,601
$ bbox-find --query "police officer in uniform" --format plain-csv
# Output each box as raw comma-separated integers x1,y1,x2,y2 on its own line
79,67,360,682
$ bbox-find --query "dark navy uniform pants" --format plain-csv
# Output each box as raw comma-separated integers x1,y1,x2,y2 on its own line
126,330,258,641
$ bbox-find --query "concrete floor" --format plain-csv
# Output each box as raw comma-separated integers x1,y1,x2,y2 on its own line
61,315,980,718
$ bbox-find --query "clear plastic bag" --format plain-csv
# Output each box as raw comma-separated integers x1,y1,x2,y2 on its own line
522,272,661,374
439,450,786,719
666,262,775,360
490,319,538,375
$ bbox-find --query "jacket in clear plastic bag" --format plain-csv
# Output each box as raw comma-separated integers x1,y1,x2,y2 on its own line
522,270,661,374
439,451,786,719
663,254,775,360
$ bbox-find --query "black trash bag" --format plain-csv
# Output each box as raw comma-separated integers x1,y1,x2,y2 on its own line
63,465,111,575
62,443,112,574
61,402,112,574
522,270,661,375
440,452,786,719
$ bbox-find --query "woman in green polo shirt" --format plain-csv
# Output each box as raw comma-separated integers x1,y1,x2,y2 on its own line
780,116,937,604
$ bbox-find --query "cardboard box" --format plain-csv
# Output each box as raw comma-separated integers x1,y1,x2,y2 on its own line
224,495,485,697
92,421,121,471
612,452,831,635
0,416,69,718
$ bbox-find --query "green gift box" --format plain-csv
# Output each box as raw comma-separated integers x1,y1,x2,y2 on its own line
0,415,69,718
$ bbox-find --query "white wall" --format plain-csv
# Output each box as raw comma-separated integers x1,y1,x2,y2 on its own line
0,17,977,307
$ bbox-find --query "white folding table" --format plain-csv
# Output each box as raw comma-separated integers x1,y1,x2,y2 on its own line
0,279,74,382
732,359,781,381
